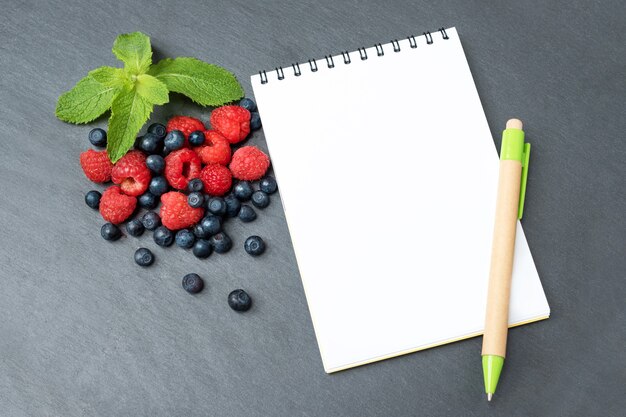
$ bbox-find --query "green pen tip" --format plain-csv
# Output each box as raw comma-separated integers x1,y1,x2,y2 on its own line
482,355,504,395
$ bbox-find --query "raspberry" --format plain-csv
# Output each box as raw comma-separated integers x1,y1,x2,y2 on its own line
166,116,205,139
200,164,232,196
160,192,205,230
194,130,231,165
79,149,113,183
99,185,137,224
229,146,270,181
111,150,151,196
210,106,250,144
165,148,202,190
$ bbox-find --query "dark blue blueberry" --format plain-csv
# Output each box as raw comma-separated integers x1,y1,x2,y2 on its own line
210,232,232,253
134,248,154,267
238,205,257,222
193,223,210,239
187,178,204,193
149,176,169,196
207,197,227,216
138,192,158,209
139,132,163,154
126,219,145,237
153,226,174,247
239,97,257,112
85,190,101,209
233,181,254,201
251,190,270,208
188,130,205,146
200,215,221,236
146,154,165,174
244,236,266,256
228,289,252,312
175,229,196,249
259,176,277,194
101,223,121,241
192,239,212,259
182,273,204,293
224,194,241,217
88,128,107,147
141,211,161,231
187,192,204,208
164,130,185,151
147,123,167,139
134,136,143,149
250,112,262,130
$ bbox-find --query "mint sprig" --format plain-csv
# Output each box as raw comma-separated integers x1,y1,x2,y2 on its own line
55,32,244,162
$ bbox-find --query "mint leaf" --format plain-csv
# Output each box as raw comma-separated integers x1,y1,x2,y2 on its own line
106,87,153,162
112,32,152,75
148,57,243,106
89,66,131,89
55,75,120,124
136,74,169,105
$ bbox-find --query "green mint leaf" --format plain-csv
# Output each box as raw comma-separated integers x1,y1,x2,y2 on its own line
89,66,132,89
55,75,120,124
112,32,152,75
106,87,153,162
135,74,169,105
148,57,244,106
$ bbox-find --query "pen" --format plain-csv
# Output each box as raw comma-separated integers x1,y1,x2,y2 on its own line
481,118,531,401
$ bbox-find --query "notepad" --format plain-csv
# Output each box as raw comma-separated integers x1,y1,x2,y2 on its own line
251,27,550,373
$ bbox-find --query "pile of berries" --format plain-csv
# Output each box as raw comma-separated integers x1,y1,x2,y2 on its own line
80,98,271,312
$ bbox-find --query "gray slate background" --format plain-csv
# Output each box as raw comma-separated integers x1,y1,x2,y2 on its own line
1,0,625,416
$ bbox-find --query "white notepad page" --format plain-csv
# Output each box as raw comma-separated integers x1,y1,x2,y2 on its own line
251,27,549,373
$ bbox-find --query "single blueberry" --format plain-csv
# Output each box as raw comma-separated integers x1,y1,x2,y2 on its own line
193,223,210,239
192,239,212,258
207,197,227,216
147,123,167,139
141,211,161,230
175,229,196,249
250,112,262,131
200,215,221,236
153,226,174,247
224,194,241,217
134,136,143,149
134,248,155,267
228,289,252,312
259,176,277,194
146,154,165,174
187,192,204,208
88,128,107,147
238,205,257,222
101,223,121,241
233,181,254,201
244,236,266,256
251,190,270,208
164,130,185,151
188,178,204,193
239,97,257,112
149,176,169,196
126,219,145,237
139,133,163,154
182,273,204,293
85,190,101,209
138,192,158,209
210,232,232,254
188,130,205,146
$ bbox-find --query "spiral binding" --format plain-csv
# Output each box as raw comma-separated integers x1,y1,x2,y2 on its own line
258,27,450,84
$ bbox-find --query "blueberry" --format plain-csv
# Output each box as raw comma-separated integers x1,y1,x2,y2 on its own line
175,229,196,249
147,123,167,139
259,176,277,194
188,130,205,146
207,197,227,216
193,223,210,239
164,130,185,151
149,176,169,196
192,239,212,258
101,223,121,241
244,236,266,256
251,191,270,208
250,112,262,131
126,219,145,237
228,289,252,312
238,205,257,222
88,128,107,147
85,190,101,209
153,226,174,247
233,181,254,201
134,248,154,267
224,194,241,217
188,192,204,208
200,215,221,236
139,132,163,154
141,211,161,230
239,97,257,112
182,273,204,293
146,154,165,174
138,192,158,209
188,178,204,193
210,232,232,253
134,136,143,149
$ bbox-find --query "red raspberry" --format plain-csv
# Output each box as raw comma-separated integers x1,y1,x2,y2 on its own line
165,148,202,190
160,191,205,230
194,130,231,165
229,146,270,181
210,106,250,144
99,185,137,224
200,164,232,196
166,115,205,139
79,149,113,183
111,150,151,196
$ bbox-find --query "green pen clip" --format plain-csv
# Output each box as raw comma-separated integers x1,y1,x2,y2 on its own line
518,143,530,219
500,127,530,219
